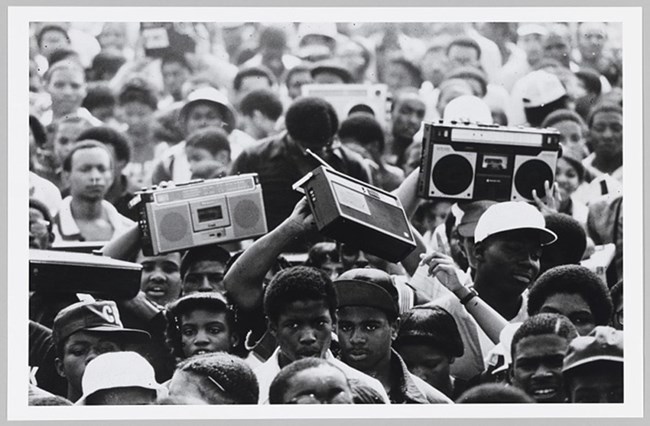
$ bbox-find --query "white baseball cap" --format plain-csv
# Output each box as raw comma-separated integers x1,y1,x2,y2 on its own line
474,201,557,245
443,95,493,124
75,351,167,405
520,70,567,108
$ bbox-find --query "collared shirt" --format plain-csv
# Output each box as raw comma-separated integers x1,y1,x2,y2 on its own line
230,132,371,248
388,349,452,404
53,196,134,242
253,348,390,404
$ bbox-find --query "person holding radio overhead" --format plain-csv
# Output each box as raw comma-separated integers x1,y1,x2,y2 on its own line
230,96,370,251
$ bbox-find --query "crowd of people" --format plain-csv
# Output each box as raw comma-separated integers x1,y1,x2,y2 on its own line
27,21,624,407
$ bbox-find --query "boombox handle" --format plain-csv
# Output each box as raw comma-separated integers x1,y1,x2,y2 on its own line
292,149,335,194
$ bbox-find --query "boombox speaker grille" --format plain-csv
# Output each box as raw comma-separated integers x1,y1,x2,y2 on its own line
432,154,474,195
159,212,189,242
233,198,260,229
514,159,554,200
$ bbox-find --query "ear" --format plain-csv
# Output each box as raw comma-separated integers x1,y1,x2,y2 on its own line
48,231,55,245
215,150,231,165
230,331,240,349
62,170,71,187
473,241,485,262
390,317,400,341
267,318,277,338
55,357,66,378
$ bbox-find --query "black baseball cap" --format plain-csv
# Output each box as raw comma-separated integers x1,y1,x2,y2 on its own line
333,268,399,317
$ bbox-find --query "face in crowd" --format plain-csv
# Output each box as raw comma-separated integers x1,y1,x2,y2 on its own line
185,102,228,137
554,157,581,201
182,259,228,295
337,305,397,374
52,120,90,167
589,109,623,162
281,364,354,404
137,251,182,306
391,93,425,140
55,331,124,398
46,66,87,116
475,229,543,292
65,146,114,202
180,307,238,358
510,332,569,402
537,293,596,336
270,299,334,367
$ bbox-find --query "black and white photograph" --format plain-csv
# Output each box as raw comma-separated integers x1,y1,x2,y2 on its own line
6,5,644,422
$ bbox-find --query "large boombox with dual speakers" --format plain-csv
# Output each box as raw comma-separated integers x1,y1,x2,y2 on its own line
417,121,562,202
130,174,268,255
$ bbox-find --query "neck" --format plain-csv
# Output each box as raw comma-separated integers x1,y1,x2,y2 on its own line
51,105,76,121
70,196,104,221
67,386,82,403
592,154,622,174
473,275,523,320
365,352,393,394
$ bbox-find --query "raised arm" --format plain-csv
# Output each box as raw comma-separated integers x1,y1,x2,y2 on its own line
223,197,316,310
420,251,509,344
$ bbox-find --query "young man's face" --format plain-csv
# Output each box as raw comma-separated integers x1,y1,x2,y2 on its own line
162,61,191,101
29,207,52,250
543,35,571,67
137,251,182,306
185,103,227,136
578,23,608,61
270,299,333,365
397,343,452,392
116,101,155,139
66,147,114,202
98,23,127,52
182,260,227,295
55,331,123,398
509,333,569,403
519,34,545,67
589,111,623,161
336,305,397,374
180,308,236,358
566,362,623,403
185,146,229,180
447,45,480,69
287,70,313,100
421,49,449,87
282,365,354,404
475,230,543,294
383,62,418,92
391,96,425,140
538,293,596,336
46,68,86,115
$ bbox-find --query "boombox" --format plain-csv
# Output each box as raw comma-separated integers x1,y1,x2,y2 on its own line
301,84,389,125
130,174,268,256
30,250,142,299
417,121,561,202
293,166,416,263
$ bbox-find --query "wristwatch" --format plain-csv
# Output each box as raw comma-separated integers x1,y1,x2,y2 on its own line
459,288,479,305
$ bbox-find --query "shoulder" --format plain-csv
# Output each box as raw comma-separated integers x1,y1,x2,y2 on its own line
410,373,453,404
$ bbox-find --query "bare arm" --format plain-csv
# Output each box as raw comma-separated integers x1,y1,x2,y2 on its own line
421,251,508,344
223,197,316,310
99,223,141,261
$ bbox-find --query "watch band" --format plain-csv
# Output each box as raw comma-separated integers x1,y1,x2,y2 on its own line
460,289,479,305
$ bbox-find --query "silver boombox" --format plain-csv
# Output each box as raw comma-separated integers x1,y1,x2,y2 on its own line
131,174,268,255
418,121,562,202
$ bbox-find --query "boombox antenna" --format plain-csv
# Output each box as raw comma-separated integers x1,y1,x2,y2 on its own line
305,148,334,170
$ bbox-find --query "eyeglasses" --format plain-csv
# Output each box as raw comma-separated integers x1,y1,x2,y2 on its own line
29,219,50,236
